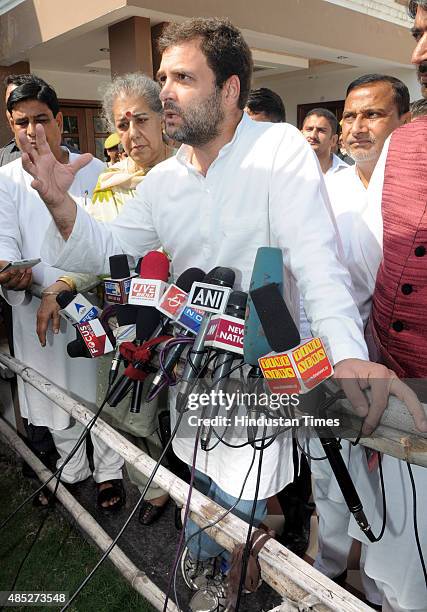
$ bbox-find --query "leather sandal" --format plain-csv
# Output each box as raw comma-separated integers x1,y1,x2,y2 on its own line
138,499,169,526
97,479,126,514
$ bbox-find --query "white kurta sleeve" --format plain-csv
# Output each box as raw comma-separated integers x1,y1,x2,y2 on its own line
269,126,368,364
0,176,28,306
41,179,161,274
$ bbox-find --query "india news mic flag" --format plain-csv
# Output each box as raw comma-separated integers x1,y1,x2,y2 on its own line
104,254,135,304
250,283,333,394
128,251,169,307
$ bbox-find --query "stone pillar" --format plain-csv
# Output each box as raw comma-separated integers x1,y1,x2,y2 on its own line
109,17,153,78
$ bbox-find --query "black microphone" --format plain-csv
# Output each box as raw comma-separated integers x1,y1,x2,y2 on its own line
146,267,206,398
107,306,161,407
104,254,134,304
175,267,235,413
108,304,138,386
200,290,247,450
254,287,375,540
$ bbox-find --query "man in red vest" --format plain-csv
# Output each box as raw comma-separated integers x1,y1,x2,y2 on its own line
348,3,427,610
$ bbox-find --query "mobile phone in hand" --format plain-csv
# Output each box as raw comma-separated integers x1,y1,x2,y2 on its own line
0,258,41,273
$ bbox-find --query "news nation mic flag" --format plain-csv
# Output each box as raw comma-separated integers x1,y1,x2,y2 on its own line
205,315,244,354
129,251,169,307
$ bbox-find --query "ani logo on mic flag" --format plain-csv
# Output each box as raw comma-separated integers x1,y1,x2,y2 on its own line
187,282,231,314
259,337,333,394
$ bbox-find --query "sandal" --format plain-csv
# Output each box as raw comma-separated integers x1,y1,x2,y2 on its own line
97,479,126,514
138,499,169,526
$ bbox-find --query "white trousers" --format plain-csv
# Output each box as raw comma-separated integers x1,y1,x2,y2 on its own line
49,419,123,484
310,439,382,607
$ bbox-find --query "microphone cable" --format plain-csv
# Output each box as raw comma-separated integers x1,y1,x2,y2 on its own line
60,412,184,611
169,441,258,612
406,461,427,588
234,428,265,612
0,390,113,532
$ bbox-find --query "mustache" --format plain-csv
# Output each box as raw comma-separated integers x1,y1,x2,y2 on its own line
163,101,182,115
347,136,376,145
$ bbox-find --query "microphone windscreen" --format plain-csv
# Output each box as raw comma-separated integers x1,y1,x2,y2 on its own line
109,254,130,279
175,268,205,293
56,290,75,308
139,251,169,282
135,306,162,341
244,247,283,365
225,290,247,319
67,337,90,358
250,283,300,352
116,304,138,327
204,267,235,288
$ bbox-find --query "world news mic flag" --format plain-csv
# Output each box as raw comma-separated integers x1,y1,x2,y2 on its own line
175,267,235,413
147,268,205,398
56,290,101,325
128,251,169,307
200,290,247,450
250,282,333,393
104,254,135,304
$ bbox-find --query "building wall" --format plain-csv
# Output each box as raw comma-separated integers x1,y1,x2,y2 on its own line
33,69,109,102
255,66,420,126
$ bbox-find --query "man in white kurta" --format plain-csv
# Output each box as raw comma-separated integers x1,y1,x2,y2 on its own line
0,80,123,490
311,74,427,611
18,22,425,607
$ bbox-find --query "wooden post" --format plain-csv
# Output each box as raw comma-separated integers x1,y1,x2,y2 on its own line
0,416,178,612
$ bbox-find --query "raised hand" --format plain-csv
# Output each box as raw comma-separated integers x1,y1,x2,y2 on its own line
19,124,93,208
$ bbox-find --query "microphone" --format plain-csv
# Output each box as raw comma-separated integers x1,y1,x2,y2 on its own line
67,317,115,359
254,287,374,540
108,304,138,386
57,290,101,325
146,268,206,398
107,251,170,408
244,247,283,364
175,267,235,413
129,251,169,307
253,284,332,394
243,247,284,443
106,306,161,407
104,254,134,304
200,290,247,450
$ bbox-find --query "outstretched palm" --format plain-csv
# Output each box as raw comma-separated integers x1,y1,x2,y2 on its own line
19,124,93,208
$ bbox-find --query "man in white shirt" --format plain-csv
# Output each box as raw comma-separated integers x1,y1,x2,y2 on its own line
301,108,348,180
312,73,411,604
0,78,124,510
343,6,427,610
15,18,426,610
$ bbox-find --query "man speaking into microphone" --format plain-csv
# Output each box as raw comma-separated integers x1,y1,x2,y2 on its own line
18,16,426,609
